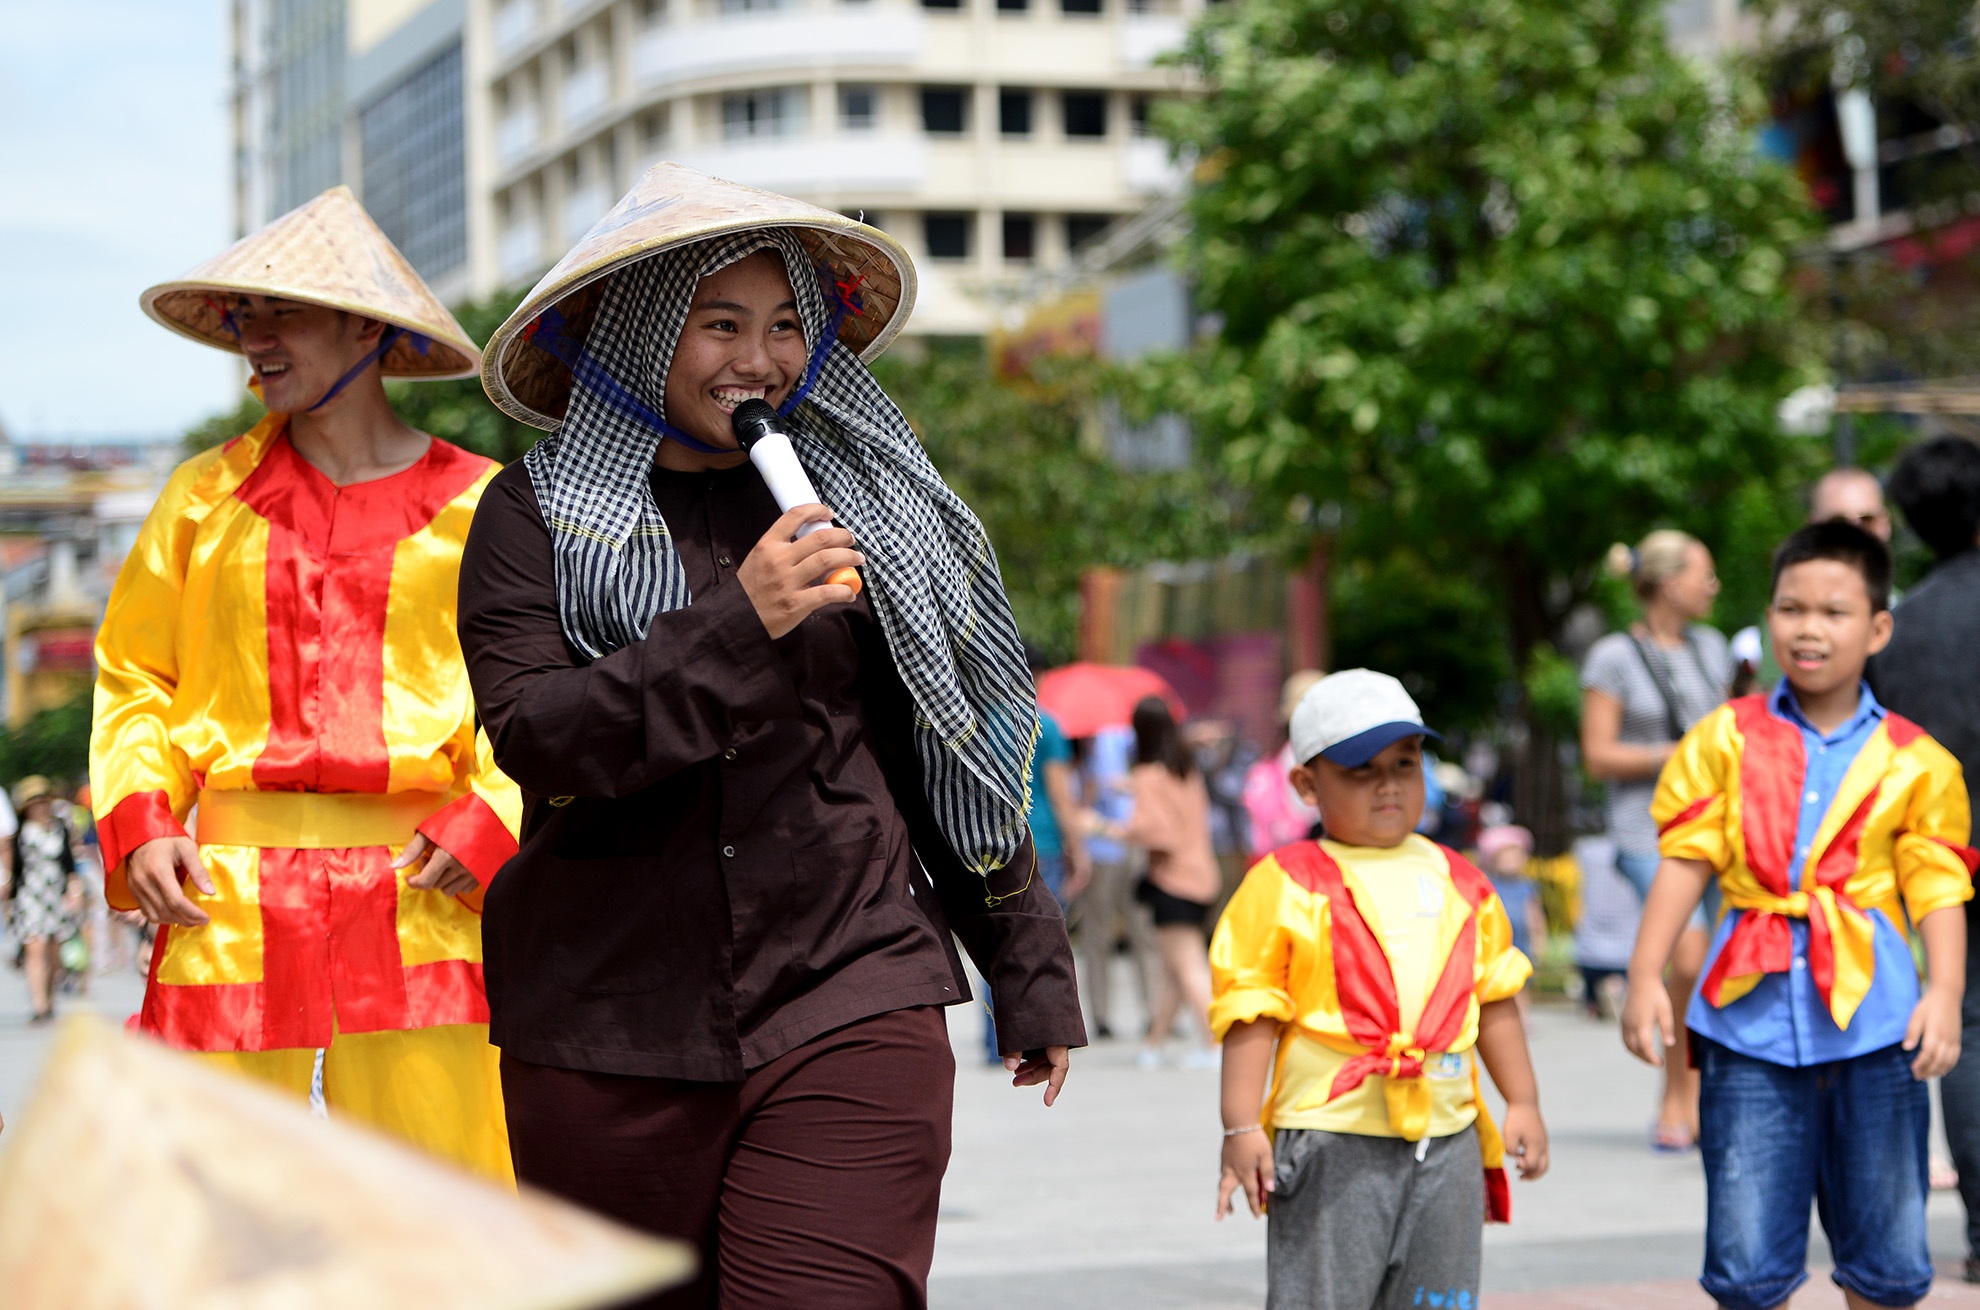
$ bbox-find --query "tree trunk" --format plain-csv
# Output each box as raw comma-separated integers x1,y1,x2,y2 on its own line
1503,551,1570,857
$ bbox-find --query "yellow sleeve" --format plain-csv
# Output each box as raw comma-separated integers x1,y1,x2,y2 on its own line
1893,739,1976,923
1208,855,1299,1040
90,452,222,891
1653,706,1736,869
1474,891,1533,1004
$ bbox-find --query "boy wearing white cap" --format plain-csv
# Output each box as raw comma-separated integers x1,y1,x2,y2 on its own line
1210,669,1548,1310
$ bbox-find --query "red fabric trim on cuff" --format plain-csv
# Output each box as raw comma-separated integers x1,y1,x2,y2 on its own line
417,793,519,894
98,790,189,910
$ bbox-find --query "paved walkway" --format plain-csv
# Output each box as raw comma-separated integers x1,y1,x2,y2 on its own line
929,963,1979,1308
3,954,1977,1307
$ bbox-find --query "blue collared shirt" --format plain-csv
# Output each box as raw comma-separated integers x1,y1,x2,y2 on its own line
1685,681,1921,1067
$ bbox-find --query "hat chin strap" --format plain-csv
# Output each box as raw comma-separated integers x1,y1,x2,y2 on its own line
202,295,432,413
306,326,432,411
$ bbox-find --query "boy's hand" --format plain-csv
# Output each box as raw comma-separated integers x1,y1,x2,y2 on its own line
1502,1103,1550,1180
1905,986,1962,1080
1217,1128,1274,1220
1620,975,1675,1067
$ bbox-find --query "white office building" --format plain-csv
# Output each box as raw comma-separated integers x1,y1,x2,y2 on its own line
232,0,1200,334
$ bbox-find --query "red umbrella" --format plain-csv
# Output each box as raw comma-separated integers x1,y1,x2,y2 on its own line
1034,662,1187,739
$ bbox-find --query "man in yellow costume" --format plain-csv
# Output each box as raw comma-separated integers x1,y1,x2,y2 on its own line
90,187,520,1181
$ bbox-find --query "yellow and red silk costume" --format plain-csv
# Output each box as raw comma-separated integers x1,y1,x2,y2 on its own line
91,414,521,1053
1210,838,1531,1221
1655,697,1976,1031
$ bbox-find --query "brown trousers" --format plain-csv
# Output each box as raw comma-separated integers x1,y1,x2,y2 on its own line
502,1006,956,1309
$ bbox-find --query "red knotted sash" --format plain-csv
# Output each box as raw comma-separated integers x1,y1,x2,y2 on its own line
1695,699,1887,1025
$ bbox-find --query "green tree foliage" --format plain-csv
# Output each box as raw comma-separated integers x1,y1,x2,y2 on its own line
1149,0,1818,840
0,690,93,791
385,290,538,463
873,341,1252,659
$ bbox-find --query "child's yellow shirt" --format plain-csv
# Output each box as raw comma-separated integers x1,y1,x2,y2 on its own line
1209,833,1531,1138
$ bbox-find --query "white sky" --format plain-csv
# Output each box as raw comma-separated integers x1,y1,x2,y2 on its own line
0,1,240,440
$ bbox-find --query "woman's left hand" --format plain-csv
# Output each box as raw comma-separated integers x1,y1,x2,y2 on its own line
1002,1046,1071,1106
394,833,481,897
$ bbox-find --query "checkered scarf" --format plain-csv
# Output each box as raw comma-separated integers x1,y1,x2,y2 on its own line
523,230,1036,874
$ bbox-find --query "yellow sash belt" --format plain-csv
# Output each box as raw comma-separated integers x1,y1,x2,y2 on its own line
193,789,452,850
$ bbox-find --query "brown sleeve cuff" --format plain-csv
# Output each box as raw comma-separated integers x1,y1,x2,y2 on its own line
950,839,1088,1053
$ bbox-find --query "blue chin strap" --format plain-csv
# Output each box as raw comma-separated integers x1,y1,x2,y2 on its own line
207,296,432,411
521,273,853,455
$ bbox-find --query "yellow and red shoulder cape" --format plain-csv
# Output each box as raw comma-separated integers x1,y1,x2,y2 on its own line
1656,695,1976,1030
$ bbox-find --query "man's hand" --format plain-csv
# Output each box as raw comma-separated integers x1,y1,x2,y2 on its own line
394,833,481,897
1906,985,1962,1080
737,504,865,640
1217,1127,1274,1219
126,836,214,926
1502,1102,1550,1180
1620,974,1676,1067
1002,1045,1071,1106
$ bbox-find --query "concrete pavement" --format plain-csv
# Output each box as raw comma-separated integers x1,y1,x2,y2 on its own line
4,954,1979,1306
929,963,1980,1308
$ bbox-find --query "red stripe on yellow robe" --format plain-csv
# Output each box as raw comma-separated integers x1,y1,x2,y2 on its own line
91,416,522,1052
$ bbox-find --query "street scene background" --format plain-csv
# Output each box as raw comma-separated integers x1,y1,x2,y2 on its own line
8,0,1980,1305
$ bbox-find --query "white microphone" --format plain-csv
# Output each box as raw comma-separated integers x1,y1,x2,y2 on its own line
730,399,862,595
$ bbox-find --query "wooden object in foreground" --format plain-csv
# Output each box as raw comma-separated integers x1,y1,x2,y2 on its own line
0,1017,692,1309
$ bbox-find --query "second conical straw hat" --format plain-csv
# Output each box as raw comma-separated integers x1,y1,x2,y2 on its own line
0,1018,693,1308
484,162,917,431
141,185,481,379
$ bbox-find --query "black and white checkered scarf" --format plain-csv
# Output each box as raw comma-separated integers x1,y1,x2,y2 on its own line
523,230,1036,874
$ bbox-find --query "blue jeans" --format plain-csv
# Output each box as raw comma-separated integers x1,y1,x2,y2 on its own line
1696,1038,1932,1310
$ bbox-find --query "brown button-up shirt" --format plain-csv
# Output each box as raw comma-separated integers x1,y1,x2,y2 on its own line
458,459,1084,1080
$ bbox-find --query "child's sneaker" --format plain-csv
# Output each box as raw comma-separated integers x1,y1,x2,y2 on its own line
1134,1045,1163,1072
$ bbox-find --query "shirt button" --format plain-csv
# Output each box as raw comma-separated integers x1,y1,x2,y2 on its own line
718,554,734,568
722,845,736,858
1793,957,1806,970
724,747,738,761
1805,791,1820,804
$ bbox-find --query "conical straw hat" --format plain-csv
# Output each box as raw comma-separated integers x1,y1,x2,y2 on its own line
141,185,481,379
0,1018,693,1309
484,162,917,431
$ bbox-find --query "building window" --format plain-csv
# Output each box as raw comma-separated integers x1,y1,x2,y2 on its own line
723,86,806,140
357,41,467,279
1066,212,1112,252
636,0,665,24
1131,95,1153,136
722,0,795,12
840,86,877,131
921,87,968,136
1062,91,1108,138
999,89,1032,136
921,0,964,10
1002,213,1036,262
1061,0,1102,13
997,0,1028,11
924,212,972,260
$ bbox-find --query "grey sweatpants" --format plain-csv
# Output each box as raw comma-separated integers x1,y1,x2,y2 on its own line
1267,1126,1484,1310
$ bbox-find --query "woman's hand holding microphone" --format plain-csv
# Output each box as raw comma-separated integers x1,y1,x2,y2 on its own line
739,505,865,640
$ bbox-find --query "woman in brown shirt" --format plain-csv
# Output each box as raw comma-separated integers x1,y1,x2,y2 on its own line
459,169,1083,1309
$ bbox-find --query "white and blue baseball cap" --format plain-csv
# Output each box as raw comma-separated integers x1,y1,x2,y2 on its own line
1290,669,1441,768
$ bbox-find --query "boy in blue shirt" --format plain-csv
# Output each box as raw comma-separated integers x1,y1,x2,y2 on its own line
1623,522,1974,1310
